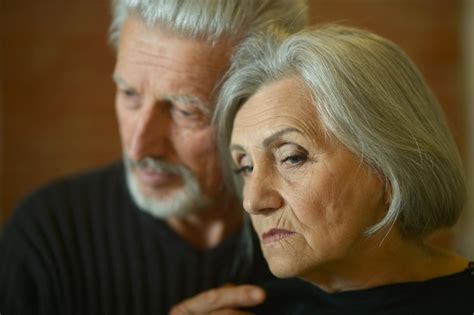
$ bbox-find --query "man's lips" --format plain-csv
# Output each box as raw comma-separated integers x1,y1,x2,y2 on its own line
135,168,179,186
261,228,296,245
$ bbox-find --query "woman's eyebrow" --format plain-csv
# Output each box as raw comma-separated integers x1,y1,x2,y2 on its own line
229,144,245,151
229,127,302,152
262,127,301,148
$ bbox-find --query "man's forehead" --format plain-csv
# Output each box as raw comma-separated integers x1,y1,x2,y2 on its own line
119,22,233,75
115,16,236,106
121,15,236,58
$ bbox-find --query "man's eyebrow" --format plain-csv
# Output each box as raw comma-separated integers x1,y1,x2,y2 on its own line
110,77,210,112
262,127,301,148
112,74,130,88
165,95,211,113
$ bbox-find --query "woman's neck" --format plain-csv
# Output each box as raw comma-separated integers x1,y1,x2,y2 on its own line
301,230,468,293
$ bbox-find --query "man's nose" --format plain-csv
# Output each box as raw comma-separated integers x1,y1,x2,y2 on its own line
128,102,171,161
243,168,283,215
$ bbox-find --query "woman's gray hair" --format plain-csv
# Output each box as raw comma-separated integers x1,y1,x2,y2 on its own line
215,24,466,239
109,0,308,47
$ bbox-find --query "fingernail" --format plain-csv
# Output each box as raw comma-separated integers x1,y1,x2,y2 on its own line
251,288,265,301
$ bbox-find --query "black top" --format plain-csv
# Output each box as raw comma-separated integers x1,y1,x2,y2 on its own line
0,162,273,315
250,262,474,314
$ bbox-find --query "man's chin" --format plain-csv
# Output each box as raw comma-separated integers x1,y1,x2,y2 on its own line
137,182,184,200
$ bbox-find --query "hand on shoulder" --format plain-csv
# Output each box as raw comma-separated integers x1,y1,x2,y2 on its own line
169,284,265,315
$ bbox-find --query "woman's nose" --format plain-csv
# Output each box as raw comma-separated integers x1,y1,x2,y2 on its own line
242,168,283,215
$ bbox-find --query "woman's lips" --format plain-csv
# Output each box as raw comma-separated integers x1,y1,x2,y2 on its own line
261,228,296,245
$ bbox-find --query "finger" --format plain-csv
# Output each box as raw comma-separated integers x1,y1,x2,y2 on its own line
209,310,254,315
169,285,265,315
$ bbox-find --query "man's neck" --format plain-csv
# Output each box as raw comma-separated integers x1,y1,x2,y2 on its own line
166,197,243,250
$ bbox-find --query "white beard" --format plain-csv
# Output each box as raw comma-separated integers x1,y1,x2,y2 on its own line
124,156,212,219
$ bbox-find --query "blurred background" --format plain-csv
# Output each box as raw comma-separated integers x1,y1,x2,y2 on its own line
1,0,473,258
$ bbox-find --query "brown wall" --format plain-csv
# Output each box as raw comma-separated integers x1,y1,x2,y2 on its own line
1,1,120,223
1,1,465,230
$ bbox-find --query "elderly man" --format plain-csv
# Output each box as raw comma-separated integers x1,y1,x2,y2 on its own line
0,1,307,314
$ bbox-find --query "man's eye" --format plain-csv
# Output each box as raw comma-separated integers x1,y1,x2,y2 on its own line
170,105,208,127
177,108,193,117
171,105,195,117
125,90,136,97
233,165,254,175
120,89,137,98
117,89,140,109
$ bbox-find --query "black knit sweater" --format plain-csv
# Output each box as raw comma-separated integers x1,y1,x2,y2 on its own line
0,162,273,315
249,263,474,314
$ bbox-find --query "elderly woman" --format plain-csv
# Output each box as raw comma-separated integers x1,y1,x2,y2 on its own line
212,25,473,314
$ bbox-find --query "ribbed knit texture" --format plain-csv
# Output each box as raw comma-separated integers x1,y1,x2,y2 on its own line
0,162,272,315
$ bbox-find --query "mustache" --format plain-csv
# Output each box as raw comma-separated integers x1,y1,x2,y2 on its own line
124,155,186,176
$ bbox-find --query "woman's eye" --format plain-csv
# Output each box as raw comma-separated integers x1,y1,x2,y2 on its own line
282,154,307,166
233,165,254,176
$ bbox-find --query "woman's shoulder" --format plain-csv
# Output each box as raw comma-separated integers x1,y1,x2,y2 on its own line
247,278,323,314
423,261,474,295
247,264,474,315
411,262,474,313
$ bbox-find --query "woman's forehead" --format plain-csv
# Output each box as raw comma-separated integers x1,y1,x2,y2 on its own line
231,78,327,146
237,78,312,118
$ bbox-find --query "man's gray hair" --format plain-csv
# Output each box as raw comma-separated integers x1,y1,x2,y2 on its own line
215,24,466,239
109,0,308,47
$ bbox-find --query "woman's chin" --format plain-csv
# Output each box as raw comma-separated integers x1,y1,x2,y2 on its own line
267,259,302,279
